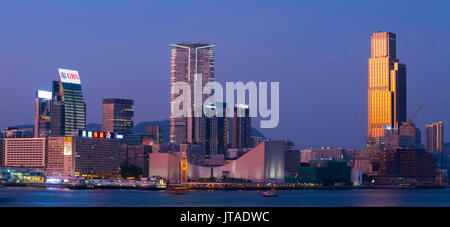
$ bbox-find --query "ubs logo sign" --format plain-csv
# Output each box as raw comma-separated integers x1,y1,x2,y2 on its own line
60,72,68,80
58,68,81,84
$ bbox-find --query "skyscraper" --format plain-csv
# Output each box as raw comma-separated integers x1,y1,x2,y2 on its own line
170,43,215,144
35,90,52,138
232,104,251,149
368,32,407,138
205,102,229,154
102,98,134,135
425,122,444,153
51,69,86,137
425,122,444,169
146,125,163,144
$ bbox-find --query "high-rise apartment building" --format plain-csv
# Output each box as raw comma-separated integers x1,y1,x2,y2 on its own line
170,43,215,144
102,98,134,135
425,122,444,169
35,90,52,138
51,69,86,137
425,122,444,153
368,32,407,138
232,104,251,149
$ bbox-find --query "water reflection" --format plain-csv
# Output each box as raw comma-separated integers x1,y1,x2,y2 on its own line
0,187,448,207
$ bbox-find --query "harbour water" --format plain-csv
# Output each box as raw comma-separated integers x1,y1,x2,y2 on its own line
0,187,449,207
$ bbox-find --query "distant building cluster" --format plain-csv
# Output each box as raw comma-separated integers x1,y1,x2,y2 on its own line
0,36,448,187
351,32,447,186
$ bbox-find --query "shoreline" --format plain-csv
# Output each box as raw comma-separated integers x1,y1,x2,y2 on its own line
1,183,447,191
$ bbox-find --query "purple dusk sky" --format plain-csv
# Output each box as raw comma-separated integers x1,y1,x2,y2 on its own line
1,0,449,149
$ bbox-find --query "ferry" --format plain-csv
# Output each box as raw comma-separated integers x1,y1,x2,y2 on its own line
261,191,279,197
66,181,89,189
167,186,189,195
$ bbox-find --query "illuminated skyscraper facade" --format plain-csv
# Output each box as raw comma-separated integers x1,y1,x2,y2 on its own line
51,69,86,137
425,122,444,154
35,90,52,138
368,32,407,138
425,122,444,169
102,98,134,135
170,43,215,144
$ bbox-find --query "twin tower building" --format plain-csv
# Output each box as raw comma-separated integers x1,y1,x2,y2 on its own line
170,43,252,153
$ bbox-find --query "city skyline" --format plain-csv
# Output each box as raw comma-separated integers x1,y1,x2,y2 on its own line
1,1,450,149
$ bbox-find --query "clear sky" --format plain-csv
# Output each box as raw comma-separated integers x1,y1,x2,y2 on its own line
1,0,449,149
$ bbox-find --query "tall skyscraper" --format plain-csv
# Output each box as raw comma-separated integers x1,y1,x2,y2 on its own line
425,122,444,169
35,90,52,138
51,69,86,137
205,102,229,154
368,32,407,138
425,122,444,153
170,43,215,144
232,104,251,149
102,98,134,135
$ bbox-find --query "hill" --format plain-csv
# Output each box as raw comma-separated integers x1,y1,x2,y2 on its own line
6,120,266,143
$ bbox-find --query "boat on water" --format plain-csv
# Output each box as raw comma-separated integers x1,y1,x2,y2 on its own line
66,181,90,189
167,186,189,195
262,191,279,197
2,181,27,187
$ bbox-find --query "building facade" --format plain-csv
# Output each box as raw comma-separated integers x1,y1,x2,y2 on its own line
425,122,443,153
297,160,352,185
102,98,134,135
34,90,52,138
300,147,355,163
368,32,407,138
378,148,436,184
51,69,86,137
4,138,46,171
149,141,285,183
425,122,444,169
119,144,152,177
205,102,229,154
0,139,3,166
1,127,34,139
170,43,215,144
232,104,251,149
46,136,121,179
146,125,163,144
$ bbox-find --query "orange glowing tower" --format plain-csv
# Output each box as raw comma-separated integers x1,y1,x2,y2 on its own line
368,32,407,138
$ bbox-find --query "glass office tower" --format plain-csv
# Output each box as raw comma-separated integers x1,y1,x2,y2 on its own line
368,32,407,138
232,104,252,149
102,98,134,135
34,90,52,137
51,69,86,137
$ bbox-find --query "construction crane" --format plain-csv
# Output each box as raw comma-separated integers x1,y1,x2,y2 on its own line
407,104,424,125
